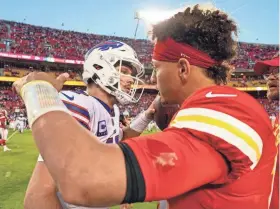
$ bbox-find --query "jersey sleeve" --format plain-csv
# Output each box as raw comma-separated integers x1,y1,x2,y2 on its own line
167,90,268,181
38,92,95,162
120,87,271,202
59,92,91,130
120,128,228,202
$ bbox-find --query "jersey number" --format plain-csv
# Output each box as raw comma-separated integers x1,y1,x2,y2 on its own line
106,135,119,144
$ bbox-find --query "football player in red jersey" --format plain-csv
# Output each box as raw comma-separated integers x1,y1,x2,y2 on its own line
0,110,11,152
254,55,279,209
13,4,277,209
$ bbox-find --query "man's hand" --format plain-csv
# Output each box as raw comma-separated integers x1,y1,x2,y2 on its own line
144,95,159,120
122,96,159,139
12,72,69,95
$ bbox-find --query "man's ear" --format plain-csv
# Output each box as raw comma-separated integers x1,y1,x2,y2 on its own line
177,58,191,82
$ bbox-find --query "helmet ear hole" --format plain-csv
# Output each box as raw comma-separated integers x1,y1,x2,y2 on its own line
114,61,121,68
87,74,99,85
93,64,103,70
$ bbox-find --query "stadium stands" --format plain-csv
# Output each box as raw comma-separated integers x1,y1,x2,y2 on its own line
3,66,81,81
0,20,278,68
0,20,153,64
0,19,278,118
0,85,25,117
0,66,268,88
0,85,278,118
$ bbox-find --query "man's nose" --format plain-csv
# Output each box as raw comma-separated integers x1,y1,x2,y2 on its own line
126,77,134,85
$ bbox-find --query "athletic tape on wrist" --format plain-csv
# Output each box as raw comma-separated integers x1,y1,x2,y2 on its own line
129,112,152,133
37,154,44,162
20,81,70,127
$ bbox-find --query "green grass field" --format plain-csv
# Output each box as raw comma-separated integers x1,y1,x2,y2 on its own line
0,130,158,209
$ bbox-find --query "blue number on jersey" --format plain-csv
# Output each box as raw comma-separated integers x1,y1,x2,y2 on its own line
106,135,119,144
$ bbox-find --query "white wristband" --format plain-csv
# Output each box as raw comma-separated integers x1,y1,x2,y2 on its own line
130,112,152,133
20,81,70,127
37,154,44,162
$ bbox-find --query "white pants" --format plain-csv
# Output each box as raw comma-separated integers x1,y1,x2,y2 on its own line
148,124,154,131
0,128,8,140
57,192,109,209
15,121,24,133
157,200,169,209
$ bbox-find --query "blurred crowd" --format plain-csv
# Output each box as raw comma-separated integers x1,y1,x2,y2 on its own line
0,20,153,64
119,93,279,117
0,85,26,119
230,75,267,87
0,86,278,118
0,20,278,68
0,20,278,119
1,66,268,87
3,66,82,81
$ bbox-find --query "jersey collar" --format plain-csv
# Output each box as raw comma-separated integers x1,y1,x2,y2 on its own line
93,96,114,115
82,90,114,115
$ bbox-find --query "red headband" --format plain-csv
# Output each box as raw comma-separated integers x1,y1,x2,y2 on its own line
152,38,218,69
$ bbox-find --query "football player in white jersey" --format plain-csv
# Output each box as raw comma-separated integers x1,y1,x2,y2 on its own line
15,113,26,133
147,121,156,132
24,41,155,209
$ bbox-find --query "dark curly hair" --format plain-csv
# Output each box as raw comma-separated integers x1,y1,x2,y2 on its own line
152,4,238,85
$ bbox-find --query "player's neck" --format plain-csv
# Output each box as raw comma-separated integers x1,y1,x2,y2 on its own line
87,88,116,109
180,76,216,104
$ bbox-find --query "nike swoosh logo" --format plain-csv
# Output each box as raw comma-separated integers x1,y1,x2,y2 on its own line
61,92,74,101
206,91,237,98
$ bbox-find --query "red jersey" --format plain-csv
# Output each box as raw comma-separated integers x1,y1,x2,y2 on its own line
124,86,277,209
0,111,7,129
270,115,279,209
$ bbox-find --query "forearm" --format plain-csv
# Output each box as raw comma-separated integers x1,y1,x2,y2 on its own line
24,192,62,209
122,127,142,139
122,112,152,140
24,163,62,209
31,111,126,206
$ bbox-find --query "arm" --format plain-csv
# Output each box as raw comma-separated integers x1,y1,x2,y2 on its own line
24,162,63,209
14,76,227,207
122,98,156,140
122,111,153,140
32,111,127,207
122,126,142,139
31,111,228,207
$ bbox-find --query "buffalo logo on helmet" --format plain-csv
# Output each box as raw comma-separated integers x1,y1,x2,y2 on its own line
91,40,124,51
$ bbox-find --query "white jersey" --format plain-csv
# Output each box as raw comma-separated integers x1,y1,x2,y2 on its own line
15,116,26,128
59,90,121,143
57,90,121,209
15,116,26,133
16,116,26,122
